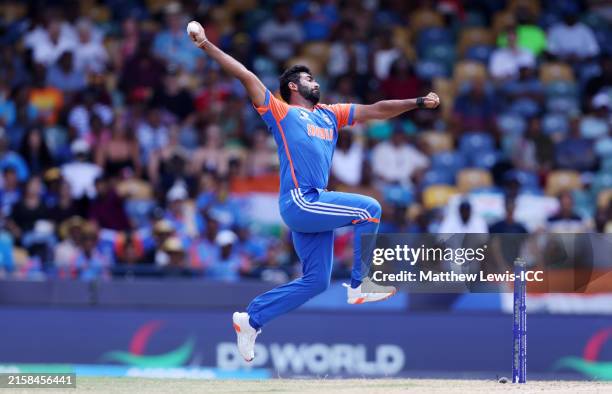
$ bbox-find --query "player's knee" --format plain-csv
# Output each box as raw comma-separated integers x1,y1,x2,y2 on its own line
305,275,330,295
367,198,382,219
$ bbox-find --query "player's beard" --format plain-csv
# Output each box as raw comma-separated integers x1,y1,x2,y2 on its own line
298,84,320,105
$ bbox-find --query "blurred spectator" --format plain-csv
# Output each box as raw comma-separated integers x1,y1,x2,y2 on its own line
293,0,338,41
206,230,249,282
54,216,84,269
88,176,130,231
327,21,368,78
70,222,111,281
500,61,544,118
0,80,16,127
489,197,528,233
49,179,79,224
497,8,547,56
249,241,291,284
164,182,197,240
246,128,277,177
191,124,229,176
67,88,113,138
547,191,589,233
111,18,140,71
72,18,108,73
24,17,77,67
0,227,15,277
258,2,304,64
556,117,597,171
580,93,610,139
160,236,198,277
95,118,141,178
0,134,29,182
61,139,102,199
190,217,219,270
152,67,195,121
371,129,429,187
380,57,422,100
584,57,612,98
512,117,555,172
153,2,202,72
113,231,146,265
149,126,190,190
84,113,111,147
18,126,54,176
120,40,165,99
331,129,363,187
0,166,21,216
373,30,401,80
198,178,243,230
29,64,63,124
145,219,174,267
453,80,496,133
46,51,86,93
6,177,50,241
438,200,488,233
547,12,600,61
489,27,535,81
136,106,170,164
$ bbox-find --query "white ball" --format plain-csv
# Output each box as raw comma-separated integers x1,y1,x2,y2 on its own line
187,21,203,36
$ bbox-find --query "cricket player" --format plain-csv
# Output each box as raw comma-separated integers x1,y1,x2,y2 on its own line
188,21,440,362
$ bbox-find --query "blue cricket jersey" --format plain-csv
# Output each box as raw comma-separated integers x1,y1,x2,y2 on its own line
254,89,356,195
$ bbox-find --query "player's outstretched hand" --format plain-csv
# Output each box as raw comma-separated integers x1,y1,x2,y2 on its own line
423,92,440,109
187,21,207,47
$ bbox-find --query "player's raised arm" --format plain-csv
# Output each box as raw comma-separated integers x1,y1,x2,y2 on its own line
187,21,267,107
353,92,440,123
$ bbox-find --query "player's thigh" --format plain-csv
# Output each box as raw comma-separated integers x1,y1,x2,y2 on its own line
284,189,357,232
316,190,382,220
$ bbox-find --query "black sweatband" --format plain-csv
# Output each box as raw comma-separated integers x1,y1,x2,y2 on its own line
416,97,425,108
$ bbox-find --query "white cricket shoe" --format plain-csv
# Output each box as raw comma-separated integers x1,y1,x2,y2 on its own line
343,277,397,304
232,312,261,362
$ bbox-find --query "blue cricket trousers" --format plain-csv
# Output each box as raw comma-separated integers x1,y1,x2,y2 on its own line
247,187,381,328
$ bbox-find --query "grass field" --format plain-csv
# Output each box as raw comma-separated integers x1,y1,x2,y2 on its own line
10,378,610,394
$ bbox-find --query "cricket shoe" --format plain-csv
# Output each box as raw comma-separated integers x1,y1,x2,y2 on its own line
343,277,397,304
232,312,261,362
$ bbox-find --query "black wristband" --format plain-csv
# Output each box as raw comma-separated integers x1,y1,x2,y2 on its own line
416,97,425,108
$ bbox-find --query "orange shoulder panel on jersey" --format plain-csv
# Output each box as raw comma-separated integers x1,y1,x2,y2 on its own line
254,89,290,121
320,103,354,128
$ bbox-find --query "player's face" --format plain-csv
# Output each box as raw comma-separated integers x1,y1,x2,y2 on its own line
297,73,320,105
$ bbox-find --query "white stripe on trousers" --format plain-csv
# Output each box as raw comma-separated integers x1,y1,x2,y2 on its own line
290,189,370,219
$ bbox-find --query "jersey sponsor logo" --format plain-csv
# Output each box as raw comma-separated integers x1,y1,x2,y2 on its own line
322,114,333,126
299,110,310,120
307,124,334,141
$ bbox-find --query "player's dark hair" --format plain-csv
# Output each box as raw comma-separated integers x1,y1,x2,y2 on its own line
279,65,311,102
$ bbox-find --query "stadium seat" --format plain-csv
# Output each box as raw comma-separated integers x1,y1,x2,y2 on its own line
542,113,570,136
419,131,454,154
540,63,575,83
301,42,331,65
597,189,612,208
458,28,494,56
580,116,610,139
457,168,493,193
431,151,467,174
591,172,612,198
423,185,459,210
409,9,444,33
505,169,540,189
459,132,495,156
415,60,449,80
470,150,501,169
545,170,583,196
453,61,487,87
422,169,455,187
464,45,495,64
497,113,527,135
594,137,612,158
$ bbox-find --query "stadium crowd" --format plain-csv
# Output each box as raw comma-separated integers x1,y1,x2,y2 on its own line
0,0,611,281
